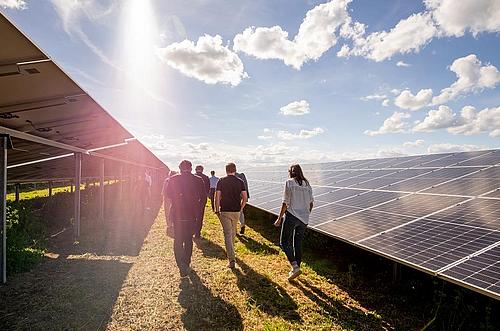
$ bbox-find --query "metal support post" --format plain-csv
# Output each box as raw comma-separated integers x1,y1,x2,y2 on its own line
0,135,9,283
48,181,53,197
99,158,105,223
393,262,401,282
74,153,82,239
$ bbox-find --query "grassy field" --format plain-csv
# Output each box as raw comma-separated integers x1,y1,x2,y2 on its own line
1,201,498,330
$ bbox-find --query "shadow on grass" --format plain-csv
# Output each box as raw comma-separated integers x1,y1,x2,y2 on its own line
292,279,389,331
195,236,300,321
237,234,279,255
233,258,301,322
0,258,132,330
178,270,243,331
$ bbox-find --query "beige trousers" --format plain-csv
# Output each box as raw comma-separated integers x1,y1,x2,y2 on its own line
219,212,240,262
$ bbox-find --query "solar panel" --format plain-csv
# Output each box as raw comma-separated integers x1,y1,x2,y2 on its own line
245,149,500,300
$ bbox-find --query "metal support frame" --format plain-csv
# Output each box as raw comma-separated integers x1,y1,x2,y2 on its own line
15,183,19,202
0,135,7,283
74,153,82,240
99,158,105,223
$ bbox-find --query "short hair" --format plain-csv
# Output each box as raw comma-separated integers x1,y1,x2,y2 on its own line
225,162,236,173
210,170,215,175
195,165,203,172
179,160,192,172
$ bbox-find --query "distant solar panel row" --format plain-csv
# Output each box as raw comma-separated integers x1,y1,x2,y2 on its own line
245,149,500,300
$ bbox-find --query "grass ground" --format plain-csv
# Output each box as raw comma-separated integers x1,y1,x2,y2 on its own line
1,201,434,330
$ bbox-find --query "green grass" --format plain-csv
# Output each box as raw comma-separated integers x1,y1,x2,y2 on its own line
1,201,498,330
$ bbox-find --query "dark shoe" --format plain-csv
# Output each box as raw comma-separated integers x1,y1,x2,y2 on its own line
239,226,245,235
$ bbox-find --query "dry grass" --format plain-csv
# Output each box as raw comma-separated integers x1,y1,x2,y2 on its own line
0,203,429,330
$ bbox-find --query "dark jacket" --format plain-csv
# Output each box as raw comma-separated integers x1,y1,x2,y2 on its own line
235,172,249,199
165,173,206,222
196,172,210,196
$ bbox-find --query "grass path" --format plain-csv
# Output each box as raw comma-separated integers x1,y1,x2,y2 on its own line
1,204,426,330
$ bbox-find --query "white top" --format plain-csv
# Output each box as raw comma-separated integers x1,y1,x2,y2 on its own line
282,178,314,225
209,175,219,188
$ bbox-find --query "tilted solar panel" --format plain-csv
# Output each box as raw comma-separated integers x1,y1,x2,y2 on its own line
245,149,500,300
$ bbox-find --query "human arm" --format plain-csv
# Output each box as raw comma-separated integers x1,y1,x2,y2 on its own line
240,190,248,211
274,181,289,227
214,190,221,215
274,203,287,227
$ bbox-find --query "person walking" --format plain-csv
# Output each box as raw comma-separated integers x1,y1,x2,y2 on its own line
215,163,247,269
162,170,177,237
235,171,249,234
209,170,219,212
194,165,210,238
165,160,206,277
274,164,314,281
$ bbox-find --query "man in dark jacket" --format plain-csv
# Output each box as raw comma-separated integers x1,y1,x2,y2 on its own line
194,165,210,238
165,160,206,277
235,171,249,234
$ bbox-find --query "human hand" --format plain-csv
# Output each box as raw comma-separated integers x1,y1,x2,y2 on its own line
274,218,282,227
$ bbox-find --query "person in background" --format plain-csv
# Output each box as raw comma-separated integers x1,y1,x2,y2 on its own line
165,161,205,278
194,165,210,238
274,164,313,281
209,170,219,212
235,170,249,234
162,170,177,237
215,163,247,269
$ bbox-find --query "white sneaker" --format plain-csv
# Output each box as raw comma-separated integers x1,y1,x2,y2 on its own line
287,266,302,281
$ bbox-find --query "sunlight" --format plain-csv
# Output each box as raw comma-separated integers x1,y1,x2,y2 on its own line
117,0,167,113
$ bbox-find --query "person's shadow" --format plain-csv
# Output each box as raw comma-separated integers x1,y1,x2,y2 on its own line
237,235,279,255
194,237,300,322
178,270,243,330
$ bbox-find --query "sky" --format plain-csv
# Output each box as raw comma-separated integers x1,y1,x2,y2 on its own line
1,0,499,171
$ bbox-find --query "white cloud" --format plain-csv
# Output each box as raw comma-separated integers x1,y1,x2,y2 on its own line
425,0,500,37
344,13,437,61
233,0,351,69
0,0,26,9
394,89,433,111
448,106,500,137
382,99,390,107
413,105,457,132
50,0,117,68
361,94,387,101
280,100,310,116
157,34,248,86
403,139,425,148
396,61,411,67
432,54,500,105
277,127,325,140
427,143,487,154
364,112,411,136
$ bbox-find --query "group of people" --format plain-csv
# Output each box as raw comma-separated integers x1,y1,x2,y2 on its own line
162,160,313,281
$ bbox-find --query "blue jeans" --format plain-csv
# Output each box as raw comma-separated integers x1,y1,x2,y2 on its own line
280,212,307,267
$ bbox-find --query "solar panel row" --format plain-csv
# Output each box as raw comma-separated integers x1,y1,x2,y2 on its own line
245,149,500,300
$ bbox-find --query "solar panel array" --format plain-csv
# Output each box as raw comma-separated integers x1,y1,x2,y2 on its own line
245,149,500,300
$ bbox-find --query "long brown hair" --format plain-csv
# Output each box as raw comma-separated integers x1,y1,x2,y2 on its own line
289,164,309,186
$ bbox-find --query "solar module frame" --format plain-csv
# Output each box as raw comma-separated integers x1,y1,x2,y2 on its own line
245,149,500,300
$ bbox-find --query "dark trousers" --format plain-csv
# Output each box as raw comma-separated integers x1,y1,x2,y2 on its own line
174,220,196,270
280,212,307,266
195,197,207,237
209,188,216,211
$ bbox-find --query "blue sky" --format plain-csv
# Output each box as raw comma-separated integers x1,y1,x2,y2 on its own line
2,0,499,170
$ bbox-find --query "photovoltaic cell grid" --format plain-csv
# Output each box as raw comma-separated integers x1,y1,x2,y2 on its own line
245,149,500,300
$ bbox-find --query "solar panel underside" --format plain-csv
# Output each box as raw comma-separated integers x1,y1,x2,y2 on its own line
246,149,500,300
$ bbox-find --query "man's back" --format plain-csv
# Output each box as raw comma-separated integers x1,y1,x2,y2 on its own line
196,172,210,195
217,175,246,212
166,173,205,221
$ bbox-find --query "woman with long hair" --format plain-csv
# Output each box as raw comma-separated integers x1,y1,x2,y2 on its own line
274,164,314,281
